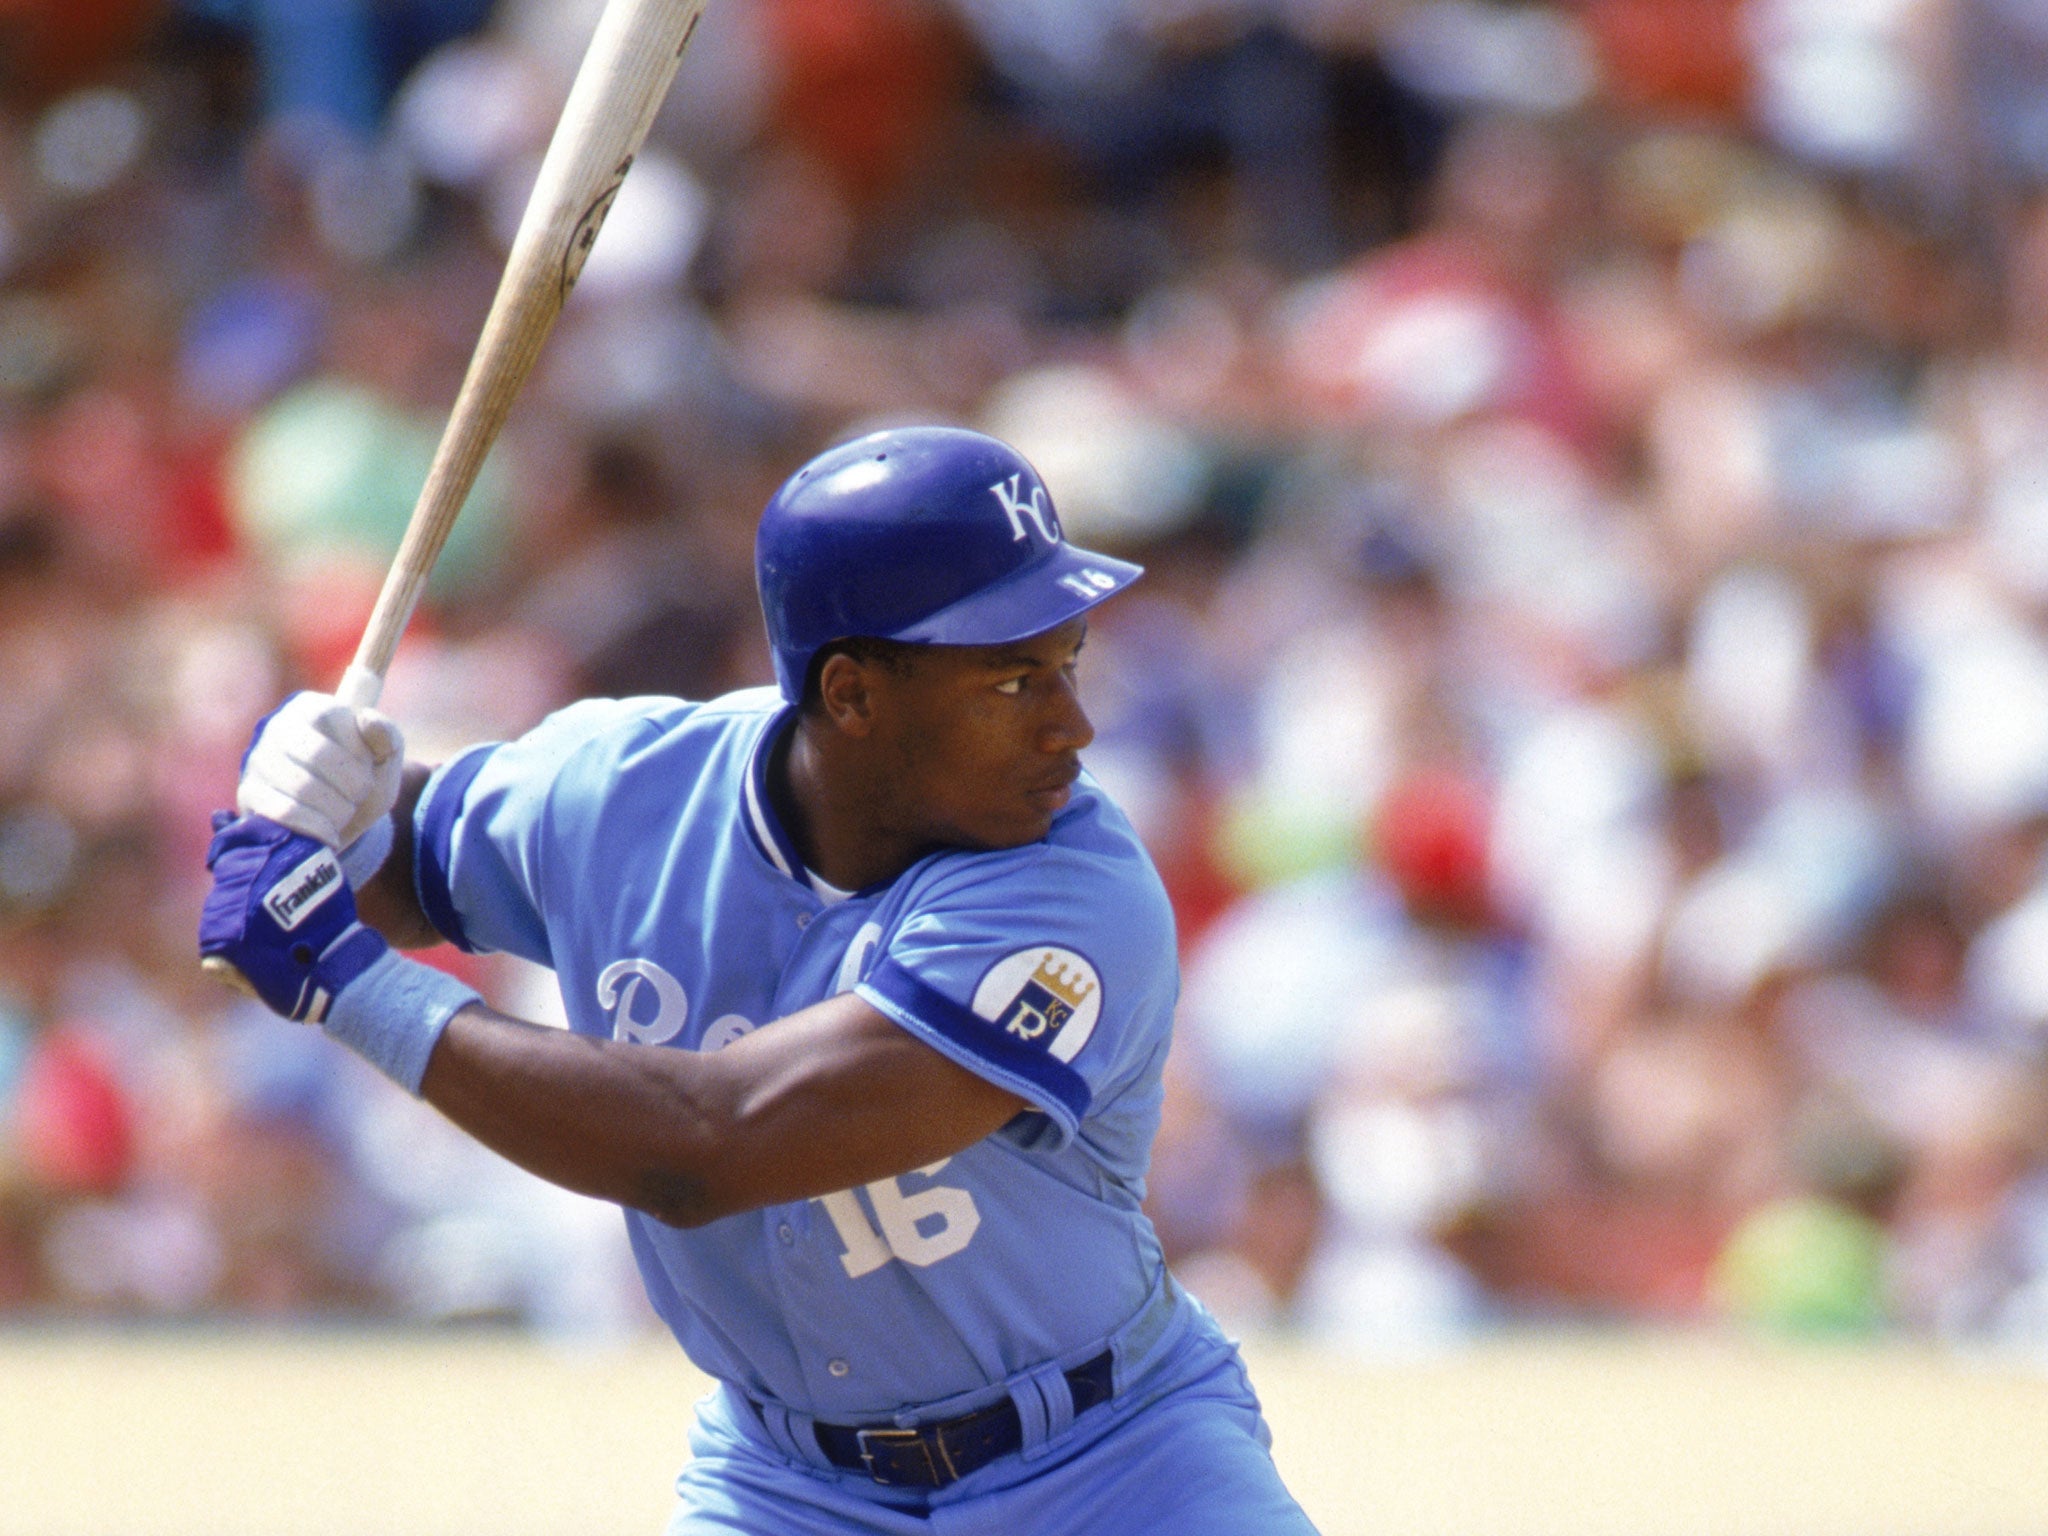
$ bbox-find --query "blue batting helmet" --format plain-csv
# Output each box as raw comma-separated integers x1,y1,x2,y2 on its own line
756,426,1143,701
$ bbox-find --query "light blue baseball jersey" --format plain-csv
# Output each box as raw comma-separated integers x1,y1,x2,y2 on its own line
411,686,1198,1422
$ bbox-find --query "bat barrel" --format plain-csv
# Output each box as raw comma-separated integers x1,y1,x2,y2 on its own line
341,0,708,703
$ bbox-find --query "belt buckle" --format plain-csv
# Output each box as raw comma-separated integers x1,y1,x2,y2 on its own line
855,1424,957,1488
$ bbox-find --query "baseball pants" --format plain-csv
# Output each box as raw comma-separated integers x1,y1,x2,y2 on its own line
662,1339,1320,1534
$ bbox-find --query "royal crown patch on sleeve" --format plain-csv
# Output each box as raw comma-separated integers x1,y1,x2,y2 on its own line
971,947,1103,1064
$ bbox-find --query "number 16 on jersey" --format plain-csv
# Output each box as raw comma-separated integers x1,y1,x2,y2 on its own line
813,1160,981,1277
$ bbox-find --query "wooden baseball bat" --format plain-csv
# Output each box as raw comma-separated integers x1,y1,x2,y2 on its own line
336,0,710,711
201,1,706,996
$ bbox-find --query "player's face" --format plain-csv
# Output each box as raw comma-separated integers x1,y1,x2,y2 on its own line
874,617,1095,851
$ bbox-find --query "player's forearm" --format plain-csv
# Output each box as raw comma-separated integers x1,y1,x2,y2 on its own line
419,1005,737,1226
355,763,443,949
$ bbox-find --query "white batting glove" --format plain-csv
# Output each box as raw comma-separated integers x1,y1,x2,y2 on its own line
237,691,405,860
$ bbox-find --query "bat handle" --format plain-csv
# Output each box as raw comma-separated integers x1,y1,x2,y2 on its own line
337,663,384,711
200,954,259,999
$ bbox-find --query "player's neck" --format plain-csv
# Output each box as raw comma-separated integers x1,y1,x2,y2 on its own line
774,716,924,893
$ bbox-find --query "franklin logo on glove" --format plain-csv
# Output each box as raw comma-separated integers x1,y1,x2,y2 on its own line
263,849,344,931
200,815,390,1023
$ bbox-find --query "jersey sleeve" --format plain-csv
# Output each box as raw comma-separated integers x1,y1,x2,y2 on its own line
854,832,1178,1146
412,697,671,964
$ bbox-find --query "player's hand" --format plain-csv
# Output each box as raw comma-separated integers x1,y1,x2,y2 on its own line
198,813,389,1023
237,691,404,852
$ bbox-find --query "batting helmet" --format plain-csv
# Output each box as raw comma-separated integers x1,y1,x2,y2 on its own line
756,426,1143,701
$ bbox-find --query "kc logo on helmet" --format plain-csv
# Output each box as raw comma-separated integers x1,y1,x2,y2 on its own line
972,946,1102,1063
989,474,1059,544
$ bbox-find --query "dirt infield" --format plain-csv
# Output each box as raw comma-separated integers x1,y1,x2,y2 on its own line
4,1328,2045,1535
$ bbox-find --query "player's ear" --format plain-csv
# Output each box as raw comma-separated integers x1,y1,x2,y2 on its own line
816,651,878,737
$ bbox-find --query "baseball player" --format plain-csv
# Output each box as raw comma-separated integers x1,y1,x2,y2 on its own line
201,426,1319,1533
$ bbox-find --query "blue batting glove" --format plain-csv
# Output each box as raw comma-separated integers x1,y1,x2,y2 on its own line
199,813,389,1023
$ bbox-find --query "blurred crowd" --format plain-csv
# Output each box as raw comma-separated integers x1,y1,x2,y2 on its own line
5,0,2048,1359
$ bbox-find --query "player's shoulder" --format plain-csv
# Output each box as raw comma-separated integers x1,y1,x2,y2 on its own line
861,774,1179,1126
533,685,782,737
454,688,784,830
525,687,781,769
903,774,1175,943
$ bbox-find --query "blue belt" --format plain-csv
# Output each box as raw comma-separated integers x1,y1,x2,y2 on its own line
810,1350,1115,1488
